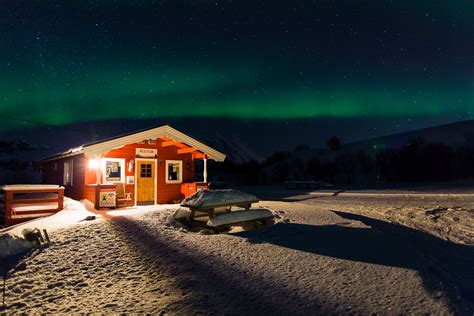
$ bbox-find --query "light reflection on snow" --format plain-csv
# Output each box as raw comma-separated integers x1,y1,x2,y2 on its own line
106,204,180,217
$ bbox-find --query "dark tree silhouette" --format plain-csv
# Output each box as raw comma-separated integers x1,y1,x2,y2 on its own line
326,136,342,152
336,152,357,184
306,156,322,180
356,150,374,174
293,144,311,152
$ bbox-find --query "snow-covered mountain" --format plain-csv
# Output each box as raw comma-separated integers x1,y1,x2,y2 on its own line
344,119,474,152
205,134,264,164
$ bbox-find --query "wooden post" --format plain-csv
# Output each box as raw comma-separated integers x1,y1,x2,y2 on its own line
203,158,208,183
43,229,50,243
95,185,100,209
4,191,13,227
58,189,64,210
96,165,101,185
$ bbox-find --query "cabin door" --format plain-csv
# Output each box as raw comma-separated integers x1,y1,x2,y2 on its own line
136,159,156,205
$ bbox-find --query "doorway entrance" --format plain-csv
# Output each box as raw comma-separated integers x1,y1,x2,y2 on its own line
136,159,156,205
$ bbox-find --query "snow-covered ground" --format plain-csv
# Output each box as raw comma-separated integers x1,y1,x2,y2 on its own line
0,197,95,257
1,190,473,314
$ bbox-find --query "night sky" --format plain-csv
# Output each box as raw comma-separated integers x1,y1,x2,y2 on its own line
0,1,473,146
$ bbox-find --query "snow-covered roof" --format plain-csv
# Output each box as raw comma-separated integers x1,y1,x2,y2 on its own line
42,125,226,162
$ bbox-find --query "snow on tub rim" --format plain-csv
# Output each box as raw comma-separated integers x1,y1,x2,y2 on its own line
1,184,65,191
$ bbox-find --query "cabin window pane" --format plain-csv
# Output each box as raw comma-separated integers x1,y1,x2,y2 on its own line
103,158,125,183
63,160,73,186
140,163,152,178
166,160,182,184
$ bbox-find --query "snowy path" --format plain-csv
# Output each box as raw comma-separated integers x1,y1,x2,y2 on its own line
3,195,474,314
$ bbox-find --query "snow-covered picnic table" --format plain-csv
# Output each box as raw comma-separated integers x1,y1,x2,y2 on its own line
180,189,273,228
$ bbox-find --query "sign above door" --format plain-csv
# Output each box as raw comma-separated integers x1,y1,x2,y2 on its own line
136,148,157,158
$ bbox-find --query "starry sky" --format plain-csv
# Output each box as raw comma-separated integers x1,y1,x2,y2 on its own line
0,1,473,142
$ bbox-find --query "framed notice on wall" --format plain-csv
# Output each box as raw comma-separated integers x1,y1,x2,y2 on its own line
126,176,135,185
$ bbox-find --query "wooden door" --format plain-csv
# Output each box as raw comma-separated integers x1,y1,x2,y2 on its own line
137,160,155,205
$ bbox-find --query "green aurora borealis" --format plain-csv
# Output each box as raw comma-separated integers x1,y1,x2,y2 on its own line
1,1,473,133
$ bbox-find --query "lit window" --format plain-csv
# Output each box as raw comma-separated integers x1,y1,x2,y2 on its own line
102,158,125,183
63,160,73,186
165,160,182,183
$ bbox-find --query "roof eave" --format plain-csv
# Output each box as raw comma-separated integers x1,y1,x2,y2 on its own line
81,125,226,162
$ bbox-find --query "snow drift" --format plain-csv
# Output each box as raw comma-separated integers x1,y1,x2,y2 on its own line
0,197,95,258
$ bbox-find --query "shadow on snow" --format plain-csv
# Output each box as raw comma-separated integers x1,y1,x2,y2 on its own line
108,217,331,314
235,211,474,313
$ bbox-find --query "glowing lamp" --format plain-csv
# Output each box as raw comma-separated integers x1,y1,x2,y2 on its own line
88,158,101,169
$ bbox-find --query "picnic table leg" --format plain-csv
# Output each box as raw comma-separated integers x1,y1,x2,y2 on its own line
209,209,215,219
190,209,196,221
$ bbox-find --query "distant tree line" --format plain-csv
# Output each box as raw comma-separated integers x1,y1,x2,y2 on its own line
208,135,474,187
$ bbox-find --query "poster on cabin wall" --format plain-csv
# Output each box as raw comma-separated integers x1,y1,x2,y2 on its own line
136,148,157,158
106,161,122,181
99,191,116,207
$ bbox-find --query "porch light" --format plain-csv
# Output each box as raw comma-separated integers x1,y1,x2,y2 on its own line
88,158,101,169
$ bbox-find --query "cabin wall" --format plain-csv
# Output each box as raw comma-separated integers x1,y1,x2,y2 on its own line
84,138,195,204
41,154,86,200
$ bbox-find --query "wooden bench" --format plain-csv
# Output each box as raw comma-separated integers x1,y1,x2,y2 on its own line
186,199,259,221
1,185,65,227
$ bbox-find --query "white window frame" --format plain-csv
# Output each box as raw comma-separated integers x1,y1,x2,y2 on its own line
165,160,183,184
63,159,73,186
101,158,126,184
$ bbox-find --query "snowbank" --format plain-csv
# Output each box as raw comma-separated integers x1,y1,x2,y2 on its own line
0,197,95,258
0,234,34,258
181,189,258,208
4,197,94,237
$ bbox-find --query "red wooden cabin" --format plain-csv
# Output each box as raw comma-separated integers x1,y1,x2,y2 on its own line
40,125,226,208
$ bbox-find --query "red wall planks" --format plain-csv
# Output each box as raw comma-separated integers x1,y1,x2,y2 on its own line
42,138,200,204
88,138,196,204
